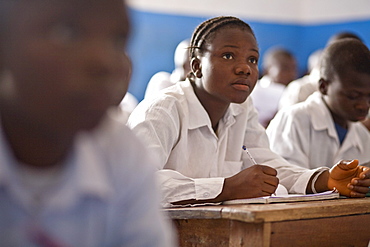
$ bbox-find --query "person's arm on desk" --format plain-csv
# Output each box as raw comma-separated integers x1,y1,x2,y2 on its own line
308,160,370,197
173,165,279,205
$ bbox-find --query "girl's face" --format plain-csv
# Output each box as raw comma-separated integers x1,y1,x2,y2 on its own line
193,27,259,105
322,68,370,127
0,0,130,135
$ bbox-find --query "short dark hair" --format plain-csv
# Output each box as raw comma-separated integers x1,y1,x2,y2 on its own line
262,47,295,71
320,38,370,81
327,31,363,46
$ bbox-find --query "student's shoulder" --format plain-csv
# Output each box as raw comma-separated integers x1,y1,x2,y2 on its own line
137,81,193,115
277,100,310,119
89,115,157,172
353,121,370,138
287,75,310,88
271,99,315,129
91,114,144,151
283,90,321,112
146,80,188,102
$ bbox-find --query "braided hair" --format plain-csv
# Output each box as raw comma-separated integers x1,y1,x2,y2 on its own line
187,16,256,81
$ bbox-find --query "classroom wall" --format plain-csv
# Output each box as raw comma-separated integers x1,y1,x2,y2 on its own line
125,0,370,101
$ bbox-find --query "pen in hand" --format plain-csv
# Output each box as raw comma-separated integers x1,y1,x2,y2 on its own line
242,145,277,196
242,145,257,165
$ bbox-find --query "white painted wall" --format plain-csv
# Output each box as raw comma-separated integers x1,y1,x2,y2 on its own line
127,0,370,24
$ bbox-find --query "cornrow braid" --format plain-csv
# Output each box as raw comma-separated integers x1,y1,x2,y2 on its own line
188,16,255,81
189,16,255,58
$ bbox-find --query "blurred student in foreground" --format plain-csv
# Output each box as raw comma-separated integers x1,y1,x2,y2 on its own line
0,0,176,246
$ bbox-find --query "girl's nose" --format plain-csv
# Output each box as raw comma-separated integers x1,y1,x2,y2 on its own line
235,62,251,75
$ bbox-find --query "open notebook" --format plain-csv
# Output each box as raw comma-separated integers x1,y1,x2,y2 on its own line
223,184,340,205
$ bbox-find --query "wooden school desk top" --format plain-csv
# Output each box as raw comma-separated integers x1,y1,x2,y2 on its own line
166,198,370,247
166,197,370,222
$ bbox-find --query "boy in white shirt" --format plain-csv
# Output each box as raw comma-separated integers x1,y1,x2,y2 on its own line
267,38,370,170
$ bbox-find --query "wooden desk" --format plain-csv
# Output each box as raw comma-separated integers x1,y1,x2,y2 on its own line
166,198,370,247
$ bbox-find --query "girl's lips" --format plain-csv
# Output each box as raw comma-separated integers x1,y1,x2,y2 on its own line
231,80,250,91
232,83,250,91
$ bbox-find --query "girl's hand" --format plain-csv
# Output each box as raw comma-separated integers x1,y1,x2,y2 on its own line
221,165,279,201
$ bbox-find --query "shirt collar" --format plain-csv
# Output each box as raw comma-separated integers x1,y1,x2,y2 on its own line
309,92,338,139
0,117,15,187
69,125,114,201
343,125,365,153
181,80,211,130
0,115,113,205
308,92,364,150
180,80,246,130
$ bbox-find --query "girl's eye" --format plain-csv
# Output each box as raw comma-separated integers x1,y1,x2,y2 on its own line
249,57,258,64
222,53,234,60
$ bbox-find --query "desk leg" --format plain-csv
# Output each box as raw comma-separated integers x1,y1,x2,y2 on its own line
229,221,270,247
173,219,231,247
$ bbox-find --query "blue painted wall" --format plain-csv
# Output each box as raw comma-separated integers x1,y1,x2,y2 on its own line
126,8,370,101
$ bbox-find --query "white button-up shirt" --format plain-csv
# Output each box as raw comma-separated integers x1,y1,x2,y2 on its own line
250,76,286,126
0,114,175,247
267,91,370,169
128,80,324,207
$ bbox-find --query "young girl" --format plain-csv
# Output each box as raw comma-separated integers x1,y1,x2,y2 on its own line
128,16,370,207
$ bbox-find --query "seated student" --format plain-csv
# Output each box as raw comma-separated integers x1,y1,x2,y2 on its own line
109,92,139,124
144,39,191,99
278,31,363,110
107,57,140,124
278,49,322,110
127,16,370,207
266,39,370,171
250,47,298,127
0,1,175,246
119,92,139,114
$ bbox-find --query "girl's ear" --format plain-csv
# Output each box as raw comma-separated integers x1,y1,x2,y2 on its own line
318,78,329,95
191,57,202,78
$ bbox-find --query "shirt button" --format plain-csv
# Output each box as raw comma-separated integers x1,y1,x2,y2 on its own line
203,192,210,198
